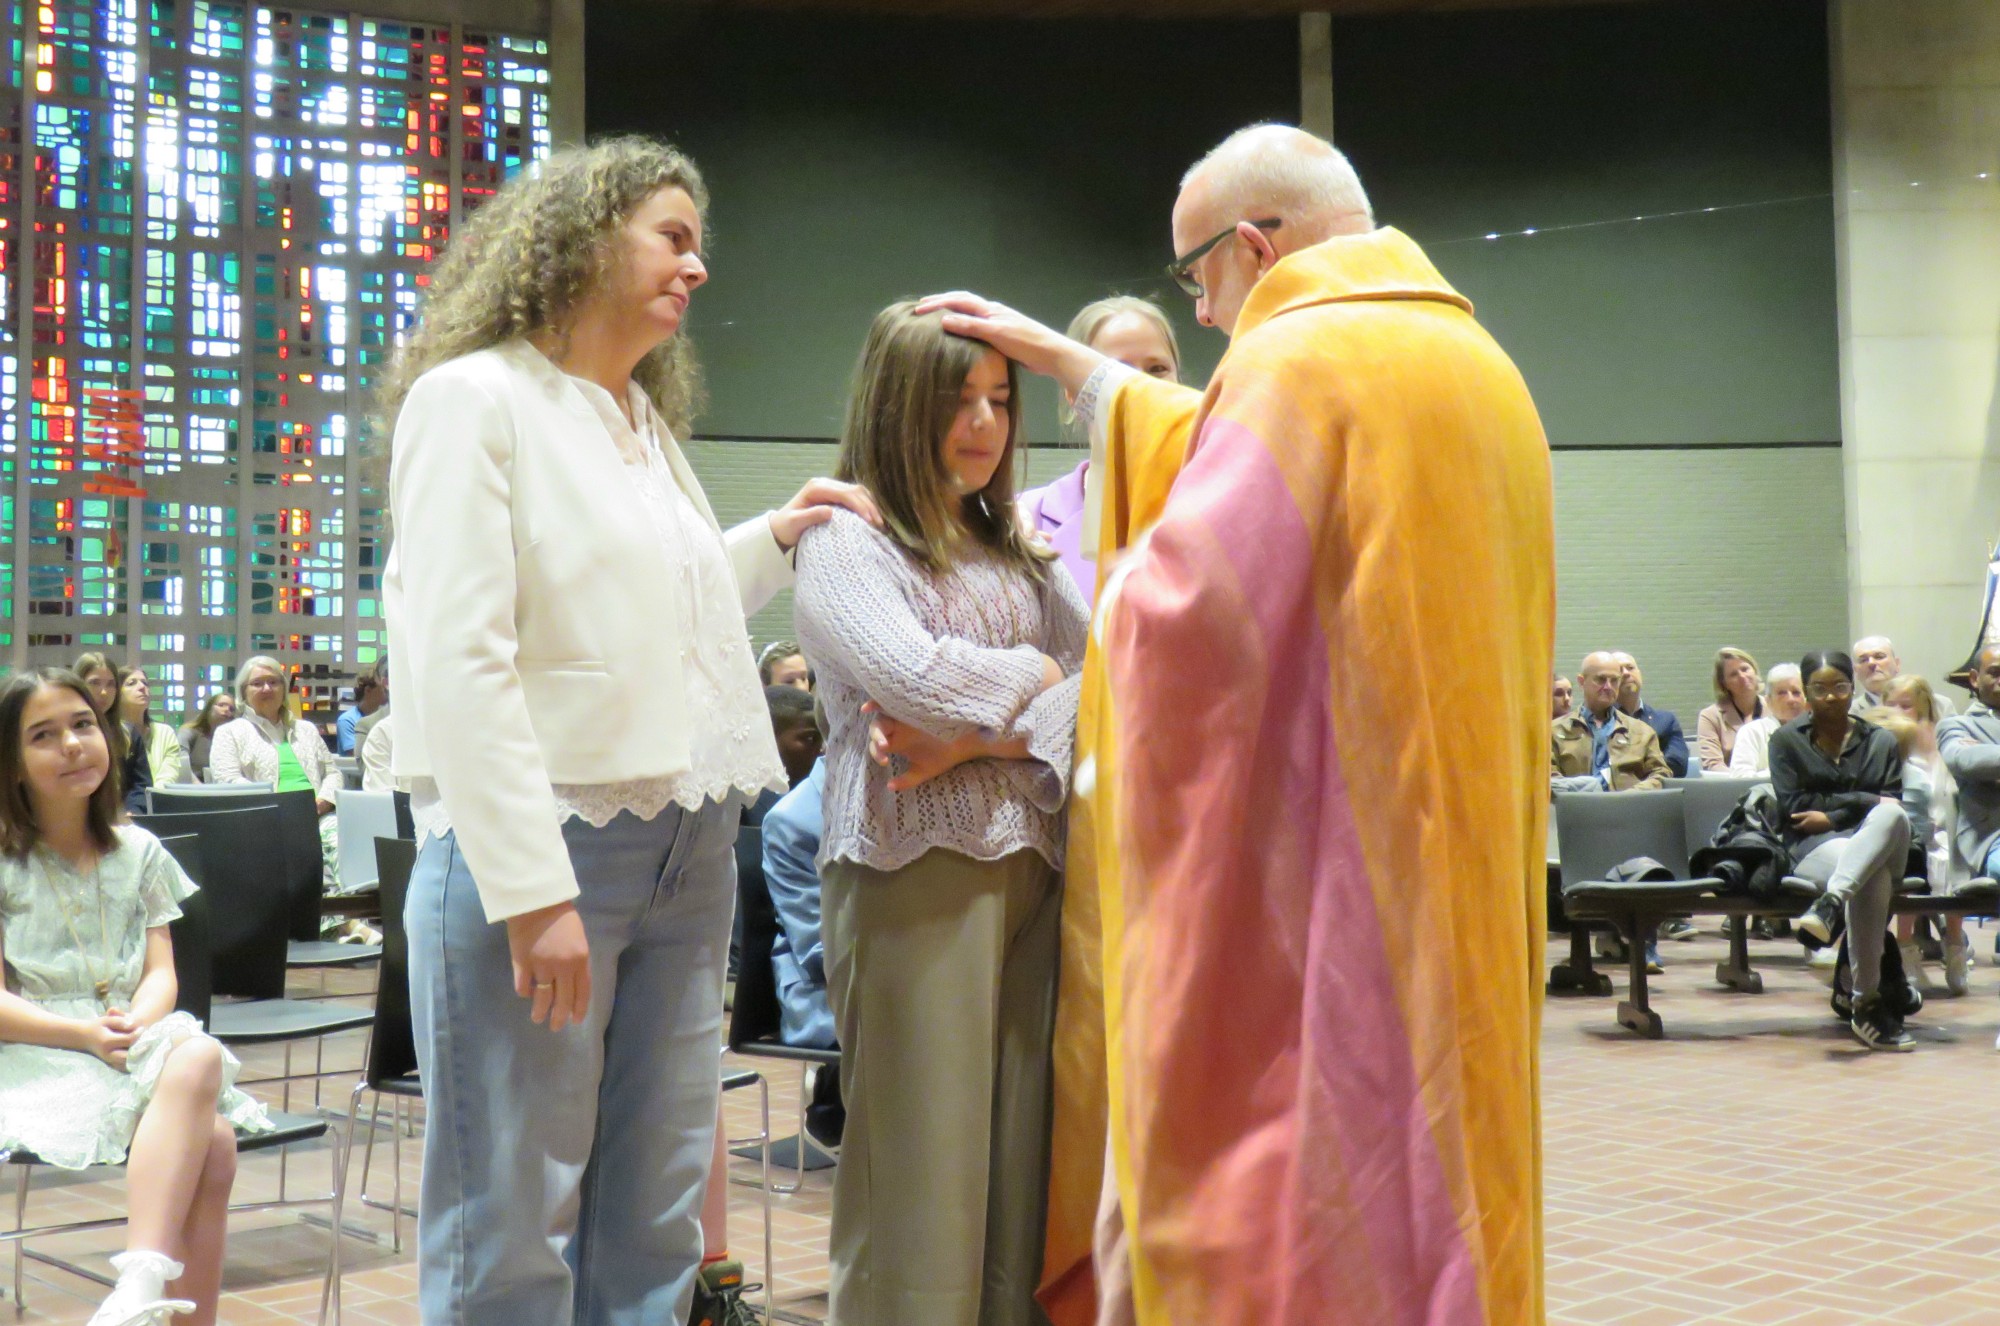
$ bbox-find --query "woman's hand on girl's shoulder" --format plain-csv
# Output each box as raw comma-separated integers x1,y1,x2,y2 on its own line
769,479,882,553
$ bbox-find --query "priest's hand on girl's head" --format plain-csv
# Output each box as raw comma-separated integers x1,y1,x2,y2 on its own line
913,292,1104,394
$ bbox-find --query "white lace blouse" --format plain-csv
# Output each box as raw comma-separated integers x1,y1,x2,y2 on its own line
411,377,786,848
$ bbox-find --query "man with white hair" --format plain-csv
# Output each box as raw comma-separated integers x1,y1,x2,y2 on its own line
1853,635,1957,720
925,123,1550,1326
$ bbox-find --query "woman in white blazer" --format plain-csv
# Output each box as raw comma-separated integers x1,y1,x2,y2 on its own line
381,136,877,1326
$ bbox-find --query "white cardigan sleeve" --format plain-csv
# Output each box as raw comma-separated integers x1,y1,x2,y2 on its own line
391,368,578,922
726,514,793,618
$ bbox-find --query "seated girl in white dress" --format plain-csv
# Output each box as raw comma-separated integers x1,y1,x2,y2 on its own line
0,668,270,1326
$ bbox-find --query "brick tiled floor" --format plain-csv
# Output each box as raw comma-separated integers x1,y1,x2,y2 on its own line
12,924,2000,1324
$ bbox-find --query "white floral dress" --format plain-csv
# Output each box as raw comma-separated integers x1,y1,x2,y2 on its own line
0,826,271,1169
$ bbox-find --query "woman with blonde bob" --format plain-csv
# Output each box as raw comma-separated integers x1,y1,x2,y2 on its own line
381,136,877,1324
794,302,1088,1326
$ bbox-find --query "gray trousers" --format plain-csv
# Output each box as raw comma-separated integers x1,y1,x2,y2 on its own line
821,848,1060,1326
1794,801,1910,997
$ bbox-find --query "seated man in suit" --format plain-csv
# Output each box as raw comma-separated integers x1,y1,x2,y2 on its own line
1613,651,1689,777
1553,651,1672,792
1938,646,2000,900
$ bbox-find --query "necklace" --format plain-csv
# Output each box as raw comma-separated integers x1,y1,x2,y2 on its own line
46,850,115,1007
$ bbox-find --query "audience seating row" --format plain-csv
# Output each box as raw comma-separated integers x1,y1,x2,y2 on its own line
1548,782,2000,1038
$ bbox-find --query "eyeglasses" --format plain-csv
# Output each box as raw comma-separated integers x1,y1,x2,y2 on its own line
1165,218,1281,298
1807,682,1854,700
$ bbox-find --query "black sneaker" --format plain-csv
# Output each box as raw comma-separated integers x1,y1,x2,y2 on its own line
1796,894,1841,947
1888,980,1924,1020
1849,992,1914,1052
1662,918,1698,943
687,1259,761,1326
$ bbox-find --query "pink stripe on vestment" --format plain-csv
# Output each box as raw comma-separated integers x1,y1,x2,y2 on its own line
1115,418,1480,1323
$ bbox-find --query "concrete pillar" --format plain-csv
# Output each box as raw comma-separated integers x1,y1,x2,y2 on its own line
1830,0,2000,687
548,0,587,146
1300,14,1332,141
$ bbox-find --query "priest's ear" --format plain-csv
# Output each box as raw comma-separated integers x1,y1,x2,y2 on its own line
1236,218,1282,273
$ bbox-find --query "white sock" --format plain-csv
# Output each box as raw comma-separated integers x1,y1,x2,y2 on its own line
89,1250,193,1326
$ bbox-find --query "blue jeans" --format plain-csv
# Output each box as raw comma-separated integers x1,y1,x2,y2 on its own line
406,800,741,1326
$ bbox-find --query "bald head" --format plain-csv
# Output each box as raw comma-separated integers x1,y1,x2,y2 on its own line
1171,124,1376,336
1176,125,1373,249
1973,644,2000,711
1578,651,1623,718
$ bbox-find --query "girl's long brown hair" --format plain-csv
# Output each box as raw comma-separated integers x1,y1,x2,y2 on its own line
836,302,1048,579
0,669,124,860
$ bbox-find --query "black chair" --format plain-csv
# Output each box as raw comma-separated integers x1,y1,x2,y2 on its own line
157,834,214,1025
132,806,372,1167
136,807,291,1000
2,838,345,1320
727,823,840,1196
345,837,422,1255
149,787,380,970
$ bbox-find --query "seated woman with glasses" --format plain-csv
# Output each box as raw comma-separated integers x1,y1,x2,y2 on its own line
1773,650,1921,1051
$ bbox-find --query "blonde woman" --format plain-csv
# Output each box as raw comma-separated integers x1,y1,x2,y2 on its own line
116,666,187,787
795,303,1086,1326
1697,647,1764,771
380,136,876,1324
1881,675,1972,993
1017,295,1181,605
210,656,347,901
209,657,341,808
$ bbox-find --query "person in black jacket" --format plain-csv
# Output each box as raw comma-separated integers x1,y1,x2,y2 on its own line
1772,649,1914,1051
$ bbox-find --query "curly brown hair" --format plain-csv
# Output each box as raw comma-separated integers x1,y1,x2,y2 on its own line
377,135,711,440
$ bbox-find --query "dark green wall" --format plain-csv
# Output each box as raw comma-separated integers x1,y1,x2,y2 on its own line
585,1,1847,716
587,10,1294,444
1329,0,1838,448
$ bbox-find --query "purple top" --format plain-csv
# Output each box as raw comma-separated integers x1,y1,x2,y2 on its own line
1019,460,1093,607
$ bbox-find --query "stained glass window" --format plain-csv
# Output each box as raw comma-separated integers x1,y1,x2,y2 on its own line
0,0,549,721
